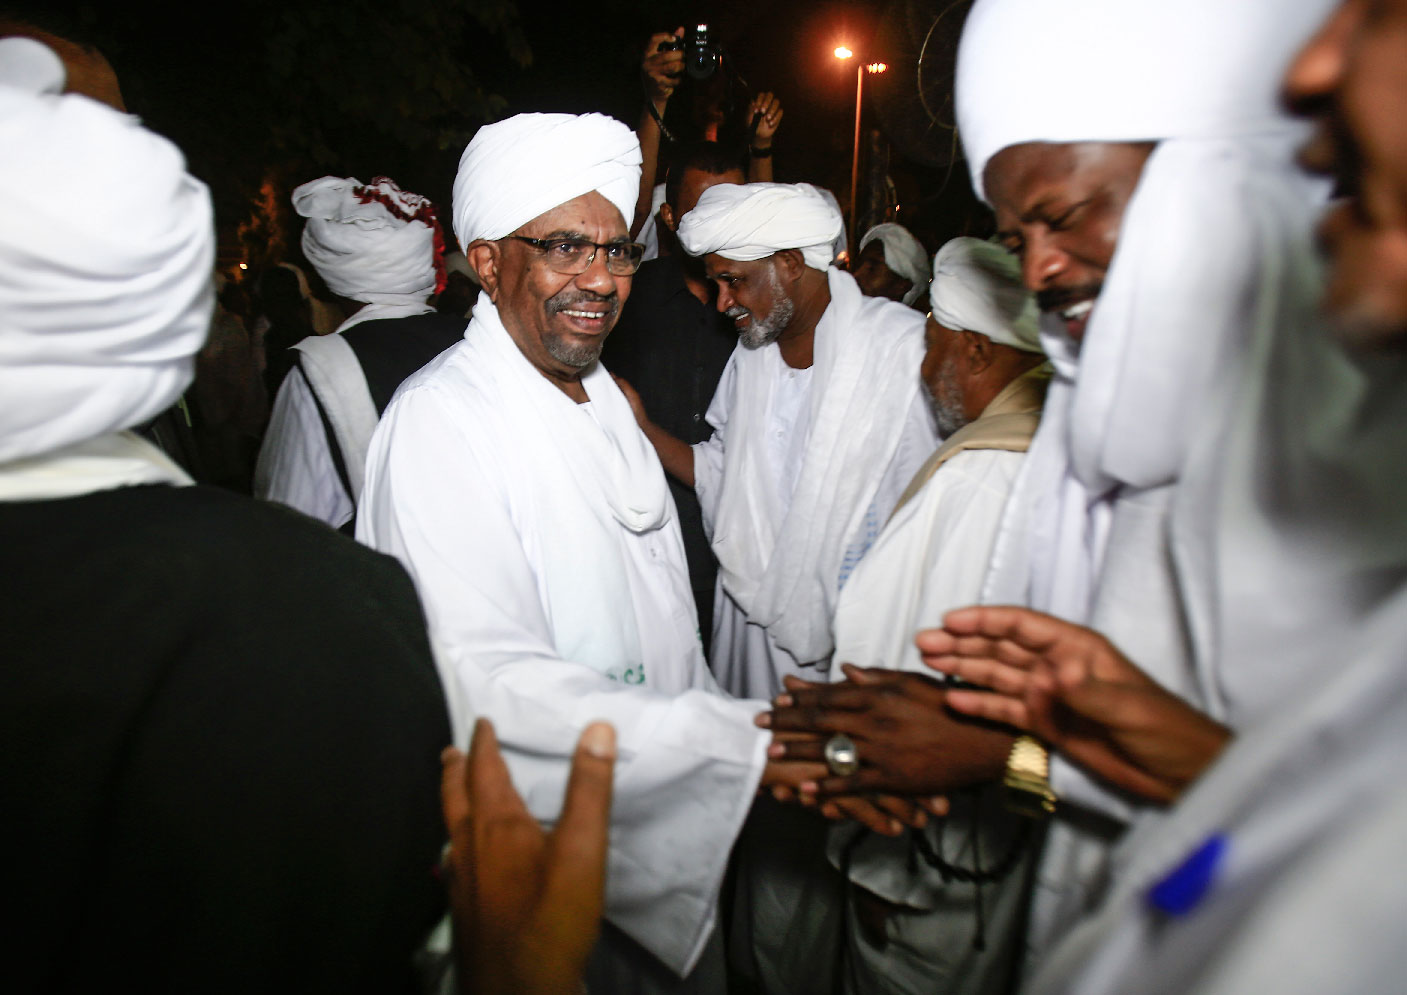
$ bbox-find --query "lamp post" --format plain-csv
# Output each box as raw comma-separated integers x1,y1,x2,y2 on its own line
834,45,886,257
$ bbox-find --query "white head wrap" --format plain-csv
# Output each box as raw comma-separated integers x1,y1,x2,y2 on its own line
956,0,1338,201
677,182,843,271
452,112,642,246
0,84,213,464
294,175,441,305
929,237,1040,352
859,223,931,306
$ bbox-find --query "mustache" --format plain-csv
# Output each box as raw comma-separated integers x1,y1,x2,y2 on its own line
725,305,749,319
1036,284,1102,314
546,288,620,320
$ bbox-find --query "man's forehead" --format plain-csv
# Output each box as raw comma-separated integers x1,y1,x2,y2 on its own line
520,190,627,238
985,141,1146,212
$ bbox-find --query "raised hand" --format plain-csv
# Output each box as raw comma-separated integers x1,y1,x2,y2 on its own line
441,717,615,995
919,606,1232,804
642,28,685,109
748,91,785,147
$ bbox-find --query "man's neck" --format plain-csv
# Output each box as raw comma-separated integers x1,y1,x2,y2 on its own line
776,275,830,370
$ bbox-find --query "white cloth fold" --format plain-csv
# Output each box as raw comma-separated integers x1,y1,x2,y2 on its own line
293,175,439,305
704,269,928,663
452,113,642,245
0,36,65,94
0,431,191,502
0,84,213,464
860,223,930,306
678,182,843,271
929,236,1040,351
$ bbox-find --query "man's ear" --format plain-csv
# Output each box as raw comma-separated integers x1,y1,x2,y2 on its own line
659,202,677,232
773,248,807,284
467,240,501,301
962,329,994,373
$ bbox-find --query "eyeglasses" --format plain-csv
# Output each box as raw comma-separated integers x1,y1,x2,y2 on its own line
506,235,645,276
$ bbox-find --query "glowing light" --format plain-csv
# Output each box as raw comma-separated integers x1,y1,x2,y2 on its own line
238,262,248,270
834,45,853,59
866,62,887,74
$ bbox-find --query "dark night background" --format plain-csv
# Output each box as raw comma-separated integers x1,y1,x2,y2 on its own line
16,0,988,274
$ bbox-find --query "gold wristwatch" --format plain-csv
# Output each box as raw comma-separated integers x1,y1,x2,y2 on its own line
1004,735,1057,818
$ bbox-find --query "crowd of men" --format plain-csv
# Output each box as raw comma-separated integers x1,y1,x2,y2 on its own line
5,0,1407,993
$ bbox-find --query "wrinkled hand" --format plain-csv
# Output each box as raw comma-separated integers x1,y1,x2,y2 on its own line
611,374,649,428
748,91,784,146
759,665,1013,799
642,28,685,107
919,606,1232,804
441,718,615,995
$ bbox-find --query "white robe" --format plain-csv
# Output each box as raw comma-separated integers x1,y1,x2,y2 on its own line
254,368,354,528
694,269,939,699
357,295,768,980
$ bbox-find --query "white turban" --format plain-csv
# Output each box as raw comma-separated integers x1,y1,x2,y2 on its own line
929,237,1041,353
859,223,931,306
0,84,213,464
678,182,843,271
294,175,441,304
957,0,1339,201
452,112,642,246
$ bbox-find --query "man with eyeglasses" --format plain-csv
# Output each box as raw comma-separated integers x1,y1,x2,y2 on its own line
356,113,914,994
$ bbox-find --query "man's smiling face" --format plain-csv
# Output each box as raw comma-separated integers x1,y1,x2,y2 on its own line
984,141,1153,342
493,191,632,378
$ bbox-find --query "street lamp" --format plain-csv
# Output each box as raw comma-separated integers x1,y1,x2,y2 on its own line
835,45,886,256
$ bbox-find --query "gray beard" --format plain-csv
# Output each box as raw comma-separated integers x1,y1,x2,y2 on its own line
544,331,603,368
734,272,794,349
925,359,967,437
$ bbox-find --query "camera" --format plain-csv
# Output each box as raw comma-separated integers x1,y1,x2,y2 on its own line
658,23,721,81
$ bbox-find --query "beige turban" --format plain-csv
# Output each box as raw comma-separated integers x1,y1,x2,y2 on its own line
929,237,1041,353
677,182,843,271
0,82,213,464
294,175,442,304
860,223,931,306
452,112,642,247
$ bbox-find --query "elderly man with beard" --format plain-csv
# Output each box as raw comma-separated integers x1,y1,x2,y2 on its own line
809,237,1048,995
357,115,920,995
626,181,938,994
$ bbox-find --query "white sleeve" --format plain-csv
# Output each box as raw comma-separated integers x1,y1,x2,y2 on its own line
358,382,768,977
253,369,354,529
692,351,737,538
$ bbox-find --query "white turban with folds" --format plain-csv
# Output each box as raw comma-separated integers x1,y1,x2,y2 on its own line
678,182,843,271
929,237,1040,353
957,0,1337,201
294,175,441,304
0,83,213,464
860,223,931,306
452,112,642,246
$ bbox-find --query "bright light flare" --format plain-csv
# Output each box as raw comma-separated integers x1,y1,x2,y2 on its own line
238,262,248,270
834,45,853,59
866,62,887,74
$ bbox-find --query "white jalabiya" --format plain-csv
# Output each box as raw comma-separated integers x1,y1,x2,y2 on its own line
1025,583,1407,995
0,83,212,464
452,112,642,246
0,431,191,502
957,0,1337,960
293,175,439,304
678,182,844,272
358,292,767,978
693,269,938,692
859,223,930,307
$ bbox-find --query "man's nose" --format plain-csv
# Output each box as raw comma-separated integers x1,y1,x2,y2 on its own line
574,247,618,295
1021,230,1068,293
